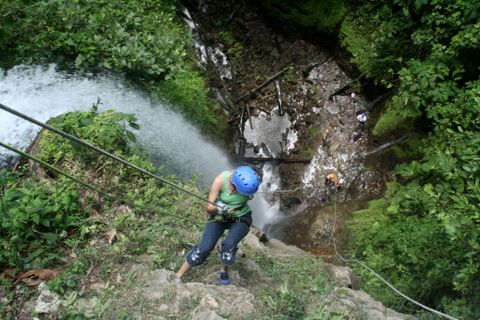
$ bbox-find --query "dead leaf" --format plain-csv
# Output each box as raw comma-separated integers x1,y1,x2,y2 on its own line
107,228,117,245
22,278,42,286
13,269,61,285
116,273,122,284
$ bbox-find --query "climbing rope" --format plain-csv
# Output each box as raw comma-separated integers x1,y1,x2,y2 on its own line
0,140,115,200
0,103,217,207
1,138,211,231
331,189,459,320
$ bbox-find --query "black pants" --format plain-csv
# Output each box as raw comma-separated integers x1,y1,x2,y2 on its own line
186,214,252,266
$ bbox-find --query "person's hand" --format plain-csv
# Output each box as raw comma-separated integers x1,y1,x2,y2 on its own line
216,201,229,215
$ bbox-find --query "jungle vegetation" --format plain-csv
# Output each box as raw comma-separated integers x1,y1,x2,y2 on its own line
338,0,480,318
0,0,479,318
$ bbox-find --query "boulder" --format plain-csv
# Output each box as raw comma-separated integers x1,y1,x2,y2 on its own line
317,287,415,320
142,269,254,319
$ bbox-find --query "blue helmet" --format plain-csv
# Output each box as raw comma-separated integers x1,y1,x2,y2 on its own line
232,166,260,195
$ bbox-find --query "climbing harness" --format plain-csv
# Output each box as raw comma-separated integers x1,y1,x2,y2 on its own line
331,175,458,320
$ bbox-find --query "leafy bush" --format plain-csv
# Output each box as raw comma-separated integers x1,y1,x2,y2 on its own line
155,68,225,134
344,1,480,317
1,0,187,79
0,171,85,269
39,108,140,163
349,83,480,318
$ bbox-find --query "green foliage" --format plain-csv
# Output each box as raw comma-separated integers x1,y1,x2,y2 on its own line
339,4,385,80
258,0,348,34
1,0,188,79
40,108,139,163
0,171,86,269
345,1,480,315
155,68,225,134
219,31,245,60
341,0,480,318
254,255,330,319
48,259,87,294
372,102,412,137
0,0,224,132
350,83,480,317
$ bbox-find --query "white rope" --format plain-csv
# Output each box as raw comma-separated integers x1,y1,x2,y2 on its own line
331,190,459,320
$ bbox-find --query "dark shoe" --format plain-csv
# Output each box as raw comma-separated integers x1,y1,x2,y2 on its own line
218,272,231,285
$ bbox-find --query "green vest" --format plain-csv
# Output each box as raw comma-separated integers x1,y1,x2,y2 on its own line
217,171,251,217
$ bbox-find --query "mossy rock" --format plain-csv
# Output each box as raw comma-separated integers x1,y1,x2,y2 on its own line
372,105,412,137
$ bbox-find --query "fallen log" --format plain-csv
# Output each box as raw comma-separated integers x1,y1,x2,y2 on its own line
328,74,363,101
239,156,312,164
234,65,292,103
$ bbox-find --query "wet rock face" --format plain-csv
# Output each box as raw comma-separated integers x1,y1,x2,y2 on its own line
317,287,415,320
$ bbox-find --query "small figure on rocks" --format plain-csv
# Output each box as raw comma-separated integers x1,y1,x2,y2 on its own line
356,110,367,127
176,166,260,285
351,92,366,105
325,173,344,189
322,128,330,145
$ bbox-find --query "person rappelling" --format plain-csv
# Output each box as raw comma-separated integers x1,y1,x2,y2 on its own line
176,165,260,285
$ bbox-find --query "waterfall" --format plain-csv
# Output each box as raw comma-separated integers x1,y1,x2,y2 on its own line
0,64,231,184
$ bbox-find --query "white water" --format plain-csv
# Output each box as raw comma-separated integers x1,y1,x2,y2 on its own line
0,64,231,183
182,6,232,80
243,109,298,157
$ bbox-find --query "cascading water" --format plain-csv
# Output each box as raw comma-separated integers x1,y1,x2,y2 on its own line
0,64,231,184
242,108,299,231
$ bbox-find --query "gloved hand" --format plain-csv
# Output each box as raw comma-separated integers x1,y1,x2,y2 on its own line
216,201,229,215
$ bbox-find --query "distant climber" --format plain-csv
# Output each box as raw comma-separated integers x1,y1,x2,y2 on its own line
356,110,367,127
325,173,344,189
176,166,260,285
322,128,330,145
